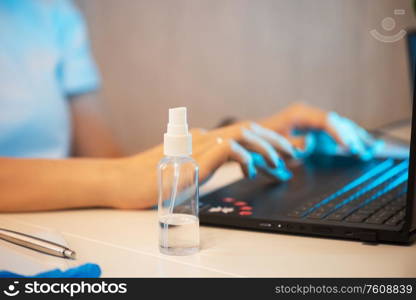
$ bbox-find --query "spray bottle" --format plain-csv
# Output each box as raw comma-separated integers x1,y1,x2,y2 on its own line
158,107,199,255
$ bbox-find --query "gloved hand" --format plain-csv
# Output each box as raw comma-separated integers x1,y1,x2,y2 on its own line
193,103,384,183
292,112,385,160
259,103,384,161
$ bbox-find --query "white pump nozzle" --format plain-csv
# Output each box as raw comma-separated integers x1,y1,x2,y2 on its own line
169,107,187,125
164,107,192,156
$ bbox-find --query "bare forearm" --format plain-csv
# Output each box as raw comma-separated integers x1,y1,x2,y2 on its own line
0,158,121,212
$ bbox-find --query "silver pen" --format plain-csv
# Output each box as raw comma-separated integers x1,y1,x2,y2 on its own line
0,228,76,259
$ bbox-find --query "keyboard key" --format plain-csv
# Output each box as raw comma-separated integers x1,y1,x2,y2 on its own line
396,195,406,205
298,205,313,212
335,206,351,214
355,208,373,215
395,209,406,219
331,205,356,218
325,201,338,208
385,209,406,226
365,210,393,224
291,202,317,216
240,206,252,211
287,210,302,218
307,211,326,219
222,197,236,203
365,216,384,224
239,211,252,216
385,216,402,226
375,209,394,218
383,204,402,212
345,213,367,223
307,199,322,206
326,213,345,221
363,202,383,211
378,195,394,204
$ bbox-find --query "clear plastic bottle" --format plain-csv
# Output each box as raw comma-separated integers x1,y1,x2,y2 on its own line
158,107,199,255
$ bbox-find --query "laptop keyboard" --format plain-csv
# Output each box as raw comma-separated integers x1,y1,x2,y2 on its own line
287,159,408,226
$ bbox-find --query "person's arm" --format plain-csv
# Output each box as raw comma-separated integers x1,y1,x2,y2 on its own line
70,92,122,158
0,157,120,212
0,103,382,213
0,124,286,212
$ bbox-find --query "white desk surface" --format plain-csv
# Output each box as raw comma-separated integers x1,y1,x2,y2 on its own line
2,159,416,278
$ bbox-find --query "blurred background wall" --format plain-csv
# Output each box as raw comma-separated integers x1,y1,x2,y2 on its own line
75,0,416,153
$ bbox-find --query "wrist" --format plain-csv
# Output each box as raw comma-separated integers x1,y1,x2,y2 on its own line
213,120,251,139
95,159,125,208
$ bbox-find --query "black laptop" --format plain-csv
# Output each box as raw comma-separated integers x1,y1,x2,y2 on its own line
199,34,416,245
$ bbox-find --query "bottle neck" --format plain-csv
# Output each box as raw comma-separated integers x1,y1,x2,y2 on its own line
163,133,192,156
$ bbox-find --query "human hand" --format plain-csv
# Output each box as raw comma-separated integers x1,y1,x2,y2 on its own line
110,125,293,209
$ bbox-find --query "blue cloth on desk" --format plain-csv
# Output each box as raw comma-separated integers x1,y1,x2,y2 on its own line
0,263,101,278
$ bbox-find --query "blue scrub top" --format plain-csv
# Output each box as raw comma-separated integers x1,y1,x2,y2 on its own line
0,0,100,158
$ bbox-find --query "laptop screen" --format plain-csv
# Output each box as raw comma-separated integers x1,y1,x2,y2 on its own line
406,31,416,233
409,100,416,233
378,30,416,233
407,30,416,86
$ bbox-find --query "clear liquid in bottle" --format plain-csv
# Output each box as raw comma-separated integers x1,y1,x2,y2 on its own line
159,213,199,255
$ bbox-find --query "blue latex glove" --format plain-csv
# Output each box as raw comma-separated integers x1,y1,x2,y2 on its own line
208,112,383,183
250,152,293,181
0,263,101,278
294,112,384,161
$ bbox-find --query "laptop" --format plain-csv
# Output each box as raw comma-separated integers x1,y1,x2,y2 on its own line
199,33,416,245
